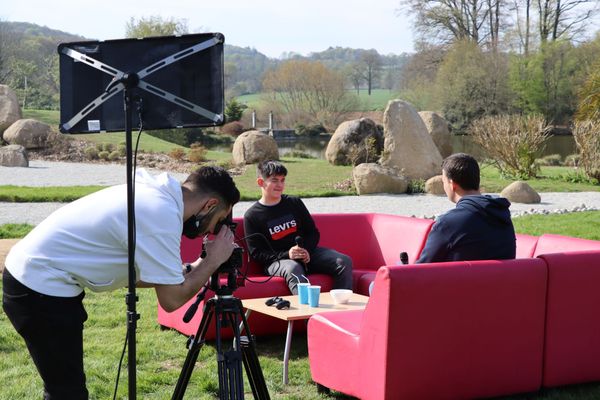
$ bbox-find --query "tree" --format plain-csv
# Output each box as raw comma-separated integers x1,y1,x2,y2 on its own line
509,40,579,124
224,98,246,122
435,40,511,131
576,58,600,121
536,0,598,44
262,60,358,129
398,0,506,49
356,50,383,95
125,16,189,38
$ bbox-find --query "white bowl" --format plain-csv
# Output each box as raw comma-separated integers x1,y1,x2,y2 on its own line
330,289,353,304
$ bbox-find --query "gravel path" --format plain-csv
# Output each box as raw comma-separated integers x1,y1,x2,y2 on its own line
2,161,600,225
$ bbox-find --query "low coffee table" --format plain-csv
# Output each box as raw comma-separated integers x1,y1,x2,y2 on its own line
242,292,369,384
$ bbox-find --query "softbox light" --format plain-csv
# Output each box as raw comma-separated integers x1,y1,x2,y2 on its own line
58,32,224,134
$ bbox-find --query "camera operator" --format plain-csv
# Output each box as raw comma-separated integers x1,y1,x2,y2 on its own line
2,165,240,400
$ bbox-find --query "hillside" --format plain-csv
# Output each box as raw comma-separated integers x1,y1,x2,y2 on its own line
0,20,409,109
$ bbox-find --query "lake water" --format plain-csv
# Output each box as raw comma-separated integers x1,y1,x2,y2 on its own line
212,134,578,161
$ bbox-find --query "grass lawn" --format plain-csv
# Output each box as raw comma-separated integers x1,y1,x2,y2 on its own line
237,89,399,112
1,212,600,398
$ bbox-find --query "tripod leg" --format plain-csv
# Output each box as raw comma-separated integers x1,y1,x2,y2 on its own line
236,301,271,400
216,307,245,399
172,300,215,400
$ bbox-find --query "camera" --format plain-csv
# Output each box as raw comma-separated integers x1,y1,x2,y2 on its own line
217,246,243,274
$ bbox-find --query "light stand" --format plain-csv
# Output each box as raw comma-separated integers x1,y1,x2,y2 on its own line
122,73,140,399
58,33,227,399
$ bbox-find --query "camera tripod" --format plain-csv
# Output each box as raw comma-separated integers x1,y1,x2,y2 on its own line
172,273,270,400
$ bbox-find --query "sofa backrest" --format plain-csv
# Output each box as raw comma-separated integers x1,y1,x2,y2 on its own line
533,233,600,257
360,259,547,399
314,213,434,269
516,233,539,258
369,213,434,265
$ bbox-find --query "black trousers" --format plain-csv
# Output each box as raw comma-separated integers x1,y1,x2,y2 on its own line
2,268,89,400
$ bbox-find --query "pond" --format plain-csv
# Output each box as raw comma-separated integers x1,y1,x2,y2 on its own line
210,135,578,161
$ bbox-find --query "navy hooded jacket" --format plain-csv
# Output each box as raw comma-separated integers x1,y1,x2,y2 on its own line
416,195,516,264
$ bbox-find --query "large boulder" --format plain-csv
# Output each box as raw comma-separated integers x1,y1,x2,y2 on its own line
380,100,443,180
425,175,445,195
3,119,54,149
419,111,453,158
0,85,22,134
232,130,279,165
0,144,28,167
326,118,383,165
352,163,408,195
500,181,541,204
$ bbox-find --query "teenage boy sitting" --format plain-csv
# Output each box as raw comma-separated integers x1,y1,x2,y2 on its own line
243,160,353,294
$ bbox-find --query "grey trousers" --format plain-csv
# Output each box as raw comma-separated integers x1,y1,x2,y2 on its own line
266,247,353,294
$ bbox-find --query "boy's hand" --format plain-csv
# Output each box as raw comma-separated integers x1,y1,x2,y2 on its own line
289,245,310,264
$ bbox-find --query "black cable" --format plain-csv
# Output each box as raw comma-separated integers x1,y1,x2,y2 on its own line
233,232,286,285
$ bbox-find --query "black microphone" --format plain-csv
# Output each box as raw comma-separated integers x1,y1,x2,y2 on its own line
295,235,304,247
400,252,409,265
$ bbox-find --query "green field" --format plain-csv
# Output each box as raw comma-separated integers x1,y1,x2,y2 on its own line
237,89,400,112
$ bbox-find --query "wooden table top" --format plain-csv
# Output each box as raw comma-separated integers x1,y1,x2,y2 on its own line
242,292,369,321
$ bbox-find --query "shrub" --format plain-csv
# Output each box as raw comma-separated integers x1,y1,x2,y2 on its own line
118,142,127,157
564,153,580,167
282,150,316,159
224,98,246,122
169,148,186,161
84,147,99,160
107,151,121,161
537,154,562,166
469,114,548,179
188,142,207,163
98,151,110,160
221,121,244,136
102,143,114,152
406,179,426,194
295,123,327,137
573,120,600,181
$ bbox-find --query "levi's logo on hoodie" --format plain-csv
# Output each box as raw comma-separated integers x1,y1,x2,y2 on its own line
267,214,297,240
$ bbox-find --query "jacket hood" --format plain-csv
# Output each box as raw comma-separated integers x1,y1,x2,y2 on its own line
456,195,512,226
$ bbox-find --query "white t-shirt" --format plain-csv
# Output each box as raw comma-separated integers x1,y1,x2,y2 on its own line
6,169,185,297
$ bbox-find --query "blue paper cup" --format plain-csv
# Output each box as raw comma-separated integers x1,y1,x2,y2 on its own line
308,285,321,307
298,283,310,304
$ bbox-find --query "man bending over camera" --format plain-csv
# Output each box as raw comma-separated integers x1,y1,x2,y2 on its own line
2,166,240,399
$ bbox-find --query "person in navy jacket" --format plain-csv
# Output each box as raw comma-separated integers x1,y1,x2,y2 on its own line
416,153,516,263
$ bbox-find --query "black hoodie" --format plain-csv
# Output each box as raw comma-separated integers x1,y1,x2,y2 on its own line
416,195,516,264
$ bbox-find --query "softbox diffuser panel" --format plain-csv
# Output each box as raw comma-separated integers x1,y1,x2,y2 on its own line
58,33,224,133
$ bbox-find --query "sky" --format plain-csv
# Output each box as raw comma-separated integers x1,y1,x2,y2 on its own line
1,0,415,58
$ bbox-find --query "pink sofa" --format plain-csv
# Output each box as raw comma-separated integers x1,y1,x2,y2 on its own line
307,230,600,399
157,213,434,338
157,213,600,398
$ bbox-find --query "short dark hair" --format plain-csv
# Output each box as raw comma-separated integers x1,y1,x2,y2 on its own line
184,166,240,207
442,153,480,191
257,160,287,179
